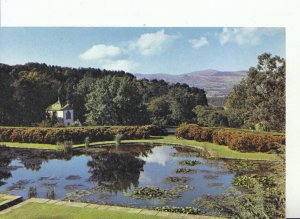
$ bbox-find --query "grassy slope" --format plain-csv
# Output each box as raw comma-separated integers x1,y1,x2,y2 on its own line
0,135,278,161
0,203,165,219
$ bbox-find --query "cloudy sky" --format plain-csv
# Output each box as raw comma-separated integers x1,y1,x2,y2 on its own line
0,27,285,74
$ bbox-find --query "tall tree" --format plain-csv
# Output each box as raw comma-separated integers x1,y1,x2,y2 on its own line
225,53,285,131
148,95,172,126
85,76,148,125
0,62,208,126
193,105,228,127
0,65,15,125
168,84,208,125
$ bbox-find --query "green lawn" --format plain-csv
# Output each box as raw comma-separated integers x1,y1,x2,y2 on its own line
1,203,165,219
0,194,6,203
79,135,279,161
0,135,279,161
0,142,59,150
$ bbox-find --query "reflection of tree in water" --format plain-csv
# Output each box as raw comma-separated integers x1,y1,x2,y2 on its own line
18,157,45,171
0,147,73,173
87,152,145,193
106,144,154,158
0,154,12,186
174,146,209,158
18,152,72,171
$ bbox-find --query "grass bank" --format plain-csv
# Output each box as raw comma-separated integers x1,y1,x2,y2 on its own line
1,135,278,161
78,135,278,161
0,194,6,203
0,203,165,219
0,142,58,150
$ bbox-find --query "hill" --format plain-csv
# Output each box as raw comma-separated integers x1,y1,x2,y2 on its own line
135,69,247,97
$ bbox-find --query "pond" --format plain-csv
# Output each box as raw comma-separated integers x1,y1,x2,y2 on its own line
0,145,235,208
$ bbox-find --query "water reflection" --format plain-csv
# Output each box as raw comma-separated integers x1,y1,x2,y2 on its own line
87,152,145,192
0,145,237,208
0,154,12,186
140,146,172,166
0,147,73,184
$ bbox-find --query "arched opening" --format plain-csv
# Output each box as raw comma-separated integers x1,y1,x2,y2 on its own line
66,111,71,120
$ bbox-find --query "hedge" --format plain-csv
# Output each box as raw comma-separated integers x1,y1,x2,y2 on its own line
175,124,285,152
0,125,165,144
175,124,214,142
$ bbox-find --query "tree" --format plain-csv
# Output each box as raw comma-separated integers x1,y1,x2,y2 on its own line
12,70,60,125
148,95,172,126
72,76,96,123
85,76,148,125
0,65,15,125
225,53,285,132
168,84,208,125
193,105,228,127
0,62,208,126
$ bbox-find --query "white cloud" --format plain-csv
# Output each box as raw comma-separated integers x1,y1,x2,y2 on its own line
101,59,138,72
79,29,178,72
219,27,274,46
189,37,208,48
131,29,177,56
79,44,121,60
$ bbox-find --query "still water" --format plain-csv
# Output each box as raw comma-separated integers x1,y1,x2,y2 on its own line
0,145,234,208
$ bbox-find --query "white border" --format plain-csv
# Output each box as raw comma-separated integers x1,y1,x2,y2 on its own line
1,0,300,217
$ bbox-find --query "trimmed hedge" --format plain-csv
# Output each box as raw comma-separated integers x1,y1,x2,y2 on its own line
175,124,285,152
175,124,214,142
0,125,165,144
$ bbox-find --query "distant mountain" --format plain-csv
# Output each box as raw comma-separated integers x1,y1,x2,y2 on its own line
135,69,247,97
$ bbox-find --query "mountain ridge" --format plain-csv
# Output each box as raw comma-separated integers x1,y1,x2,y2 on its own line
135,69,247,97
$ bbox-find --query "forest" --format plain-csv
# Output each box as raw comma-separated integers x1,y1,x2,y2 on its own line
0,62,207,126
0,53,285,132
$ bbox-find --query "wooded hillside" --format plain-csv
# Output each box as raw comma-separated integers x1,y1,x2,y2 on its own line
0,63,207,126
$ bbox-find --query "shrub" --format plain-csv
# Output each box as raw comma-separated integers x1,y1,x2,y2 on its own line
57,141,73,154
84,137,90,149
0,125,164,144
175,124,285,152
214,129,285,152
114,134,123,146
175,124,213,142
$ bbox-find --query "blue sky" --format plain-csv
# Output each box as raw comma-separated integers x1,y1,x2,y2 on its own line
0,27,285,74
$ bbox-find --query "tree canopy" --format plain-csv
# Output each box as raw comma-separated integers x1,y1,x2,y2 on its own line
225,53,285,132
0,63,208,126
85,76,148,125
193,105,228,127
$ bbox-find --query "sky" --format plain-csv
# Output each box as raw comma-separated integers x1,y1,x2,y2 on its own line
0,27,285,74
